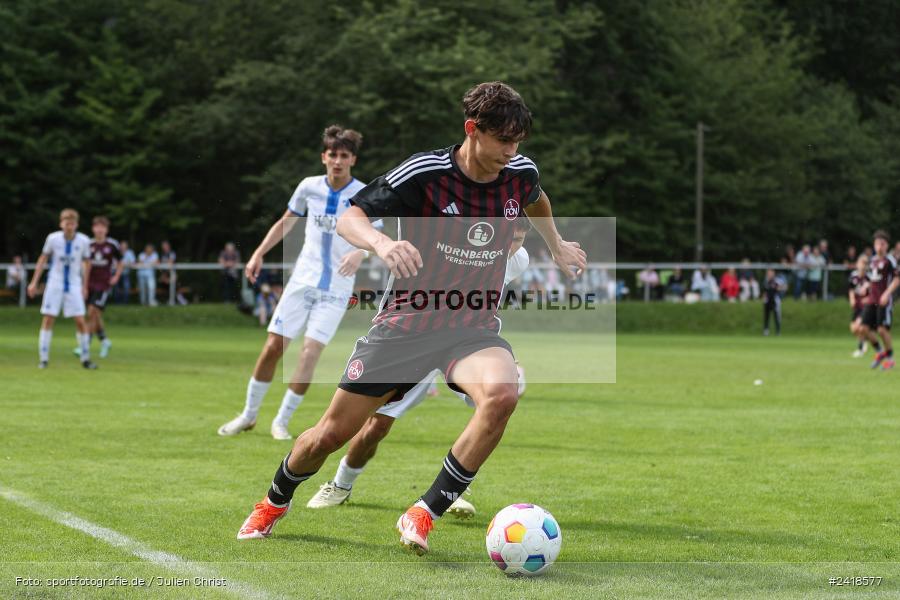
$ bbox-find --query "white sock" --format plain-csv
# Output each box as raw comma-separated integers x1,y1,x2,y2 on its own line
78,333,91,361
274,389,304,425
333,456,365,490
39,329,52,362
241,377,271,420
415,499,440,520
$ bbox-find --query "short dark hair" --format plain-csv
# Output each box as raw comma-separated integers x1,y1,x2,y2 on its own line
462,81,532,141
874,229,890,243
92,215,110,227
322,125,362,155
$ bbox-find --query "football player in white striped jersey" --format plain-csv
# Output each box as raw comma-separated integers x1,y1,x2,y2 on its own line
218,125,372,440
27,208,97,369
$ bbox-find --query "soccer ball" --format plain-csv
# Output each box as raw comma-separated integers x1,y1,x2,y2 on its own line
485,503,561,576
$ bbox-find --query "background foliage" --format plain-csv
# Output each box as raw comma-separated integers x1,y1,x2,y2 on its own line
2,0,897,260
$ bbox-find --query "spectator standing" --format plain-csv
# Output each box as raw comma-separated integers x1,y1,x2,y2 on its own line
738,258,759,301
818,239,831,264
807,246,826,300
116,241,136,303
5,255,25,291
666,267,686,298
638,265,661,300
843,245,858,269
158,240,176,305
794,244,812,300
219,242,241,303
720,267,740,302
763,269,787,336
691,266,719,301
137,244,159,306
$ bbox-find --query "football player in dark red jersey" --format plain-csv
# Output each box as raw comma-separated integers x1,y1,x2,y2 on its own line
236,82,587,553
848,256,874,358
79,216,123,359
862,230,899,369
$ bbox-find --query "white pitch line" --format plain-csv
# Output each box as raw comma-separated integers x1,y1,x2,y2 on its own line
0,487,274,600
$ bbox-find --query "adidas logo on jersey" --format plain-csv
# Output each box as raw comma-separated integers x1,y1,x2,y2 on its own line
441,202,460,215
440,490,459,502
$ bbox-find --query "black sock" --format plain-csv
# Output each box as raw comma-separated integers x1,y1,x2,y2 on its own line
875,342,882,352
888,349,894,357
858,340,864,350
266,453,316,507
97,328,106,341
420,450,476,517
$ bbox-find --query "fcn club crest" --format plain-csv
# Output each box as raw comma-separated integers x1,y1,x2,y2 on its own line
347,359,364,380
504,198,520,221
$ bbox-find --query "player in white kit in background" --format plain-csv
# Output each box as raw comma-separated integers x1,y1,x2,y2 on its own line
27,208,97,370
218,125,372,440
306,218,533,514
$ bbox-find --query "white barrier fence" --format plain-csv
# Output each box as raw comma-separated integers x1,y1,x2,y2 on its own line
0,260,851,308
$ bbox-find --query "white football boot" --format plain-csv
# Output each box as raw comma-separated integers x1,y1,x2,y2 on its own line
270,420,292,441
306,481,352,508
217,415,256,436
445,487,476,519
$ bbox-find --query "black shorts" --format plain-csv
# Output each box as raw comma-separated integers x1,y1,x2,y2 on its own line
851,307,863,322
87,289,111,310
862,304,892,330
338,324,514,403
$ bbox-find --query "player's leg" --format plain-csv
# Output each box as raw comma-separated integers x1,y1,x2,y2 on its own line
219,332,291,435
398,347,518,554
763,302,771,335
271,337,325,439
272,294,350,438
307,371,439,507
72,315,97,369
878,306,894,369
306,413,396,508
94,295,112,357
38,315,56,368
237,387,392,539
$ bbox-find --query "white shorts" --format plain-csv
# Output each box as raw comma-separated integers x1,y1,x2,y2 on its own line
376,369,473,419
267,282,349,344
41,287,86,318
374,365,526,419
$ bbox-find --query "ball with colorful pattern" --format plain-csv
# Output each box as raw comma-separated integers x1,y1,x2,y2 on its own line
485,503,562,576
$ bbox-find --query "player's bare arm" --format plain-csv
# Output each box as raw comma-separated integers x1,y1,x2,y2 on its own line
337,248,367,277
245,208,301,284
26,253,49,298
336,206,422,279
82,258,91,300
110,255,124,287
880,277,899,306
524,190,587,278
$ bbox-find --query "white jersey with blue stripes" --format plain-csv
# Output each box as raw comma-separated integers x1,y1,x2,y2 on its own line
287,175,367,295
41,231,91,292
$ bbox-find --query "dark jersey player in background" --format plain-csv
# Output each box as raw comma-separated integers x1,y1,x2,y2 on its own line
848,255,873,358
762,269,786,336
83,216,123,359
863,230,899,370
236,82,587,554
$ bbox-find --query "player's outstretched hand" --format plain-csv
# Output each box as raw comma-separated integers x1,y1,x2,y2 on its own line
375,240,422,279
552,240,587,279
245,254,263,285
338,249,366,277
27,283,37,299
880,291,891,306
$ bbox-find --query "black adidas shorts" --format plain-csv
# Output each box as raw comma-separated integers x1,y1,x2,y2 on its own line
851,306,863,322
862,303,892,330
338,324,514,403
87,289,111,310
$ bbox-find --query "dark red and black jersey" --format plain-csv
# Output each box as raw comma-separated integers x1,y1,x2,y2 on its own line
848,272,869,309
351,145,541,332
88,238,122,292
866,254,898,304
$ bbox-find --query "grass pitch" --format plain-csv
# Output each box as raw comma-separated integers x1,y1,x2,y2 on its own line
1,306,898,599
